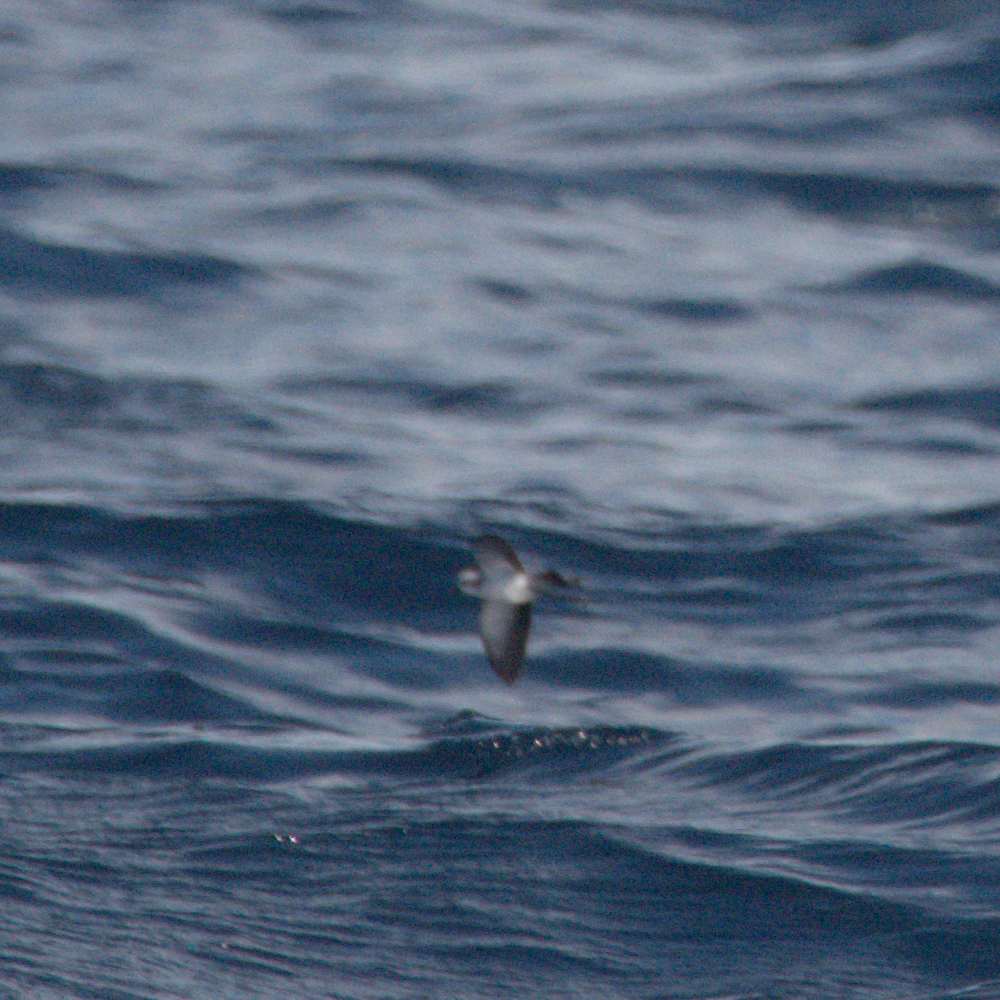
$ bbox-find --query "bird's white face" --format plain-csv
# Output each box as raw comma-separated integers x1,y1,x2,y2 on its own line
457,566,483,596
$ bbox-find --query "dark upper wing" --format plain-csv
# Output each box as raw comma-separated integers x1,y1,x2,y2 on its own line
479,600,531,685
534,569,581,593
472,534,524,576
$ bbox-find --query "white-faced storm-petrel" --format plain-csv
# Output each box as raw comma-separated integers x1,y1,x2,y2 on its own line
457,534,579,685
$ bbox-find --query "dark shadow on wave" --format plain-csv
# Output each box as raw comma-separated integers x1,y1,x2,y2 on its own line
900,437,996,457
0,500,489,633
679,740,1000,824
1,725,676,784
924,502,1000,526
0,602,162,647
902,922,1000,981
696,395,774,416
639,298,751,323
246,197,359,225
335,158,999,233
546,0,968,37
105,669,278,723
342,818,920,971
0,226,254,300
822,260,1000,300
419,708,505,739
852,384,1000,430
0,361,274,432
587,368,720,389
0,362,109,423
417,381,548,417
0,502,453,624
277,373,550,419
240,444,374,467
856,680,1000,710
264,3,368,23
0,597,290,698
0,724,671,781
915,36,1000,128
691,169,998,226
189,609,455,691
0,499,977,641
261,817,991,995
864,611,993,634
734,525,921,588
472,277,536,305
0,163,164,200
261,0,424,29
346,157,564,207
531,650,800,700
0,165,64,196
466,513,932,624
0,661,285,724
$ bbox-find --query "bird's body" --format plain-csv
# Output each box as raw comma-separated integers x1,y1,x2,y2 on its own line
458,535,578,685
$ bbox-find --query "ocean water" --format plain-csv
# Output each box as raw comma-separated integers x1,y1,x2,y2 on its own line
3,0,1000,996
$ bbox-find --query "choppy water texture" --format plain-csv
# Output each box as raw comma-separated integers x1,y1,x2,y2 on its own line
3,0,1000,997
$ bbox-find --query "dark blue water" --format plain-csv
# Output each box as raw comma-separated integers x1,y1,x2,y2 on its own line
3,0,1000,996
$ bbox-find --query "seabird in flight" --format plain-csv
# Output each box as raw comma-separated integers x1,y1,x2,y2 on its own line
457,534,579,684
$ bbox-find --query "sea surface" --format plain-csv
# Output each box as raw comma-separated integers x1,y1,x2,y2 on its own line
2,0,1000,997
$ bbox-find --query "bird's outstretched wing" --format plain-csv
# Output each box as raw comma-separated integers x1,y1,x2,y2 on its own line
479,600,531,685
472,534,524,580
534,569,581,594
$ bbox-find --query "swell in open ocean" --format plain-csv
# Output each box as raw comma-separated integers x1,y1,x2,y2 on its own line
0,496,999,996
4,0,1000,995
